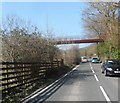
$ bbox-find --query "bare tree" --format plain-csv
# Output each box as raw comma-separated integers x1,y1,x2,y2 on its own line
82,2,119,58
62,45,81,65
1,15,60,62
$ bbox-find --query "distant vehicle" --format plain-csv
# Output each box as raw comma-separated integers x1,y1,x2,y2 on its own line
91,57,100,63
101,59,120,76
87,58,92,62
81,56,87,63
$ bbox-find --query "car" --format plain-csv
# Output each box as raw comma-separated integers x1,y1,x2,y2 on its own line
81,56,87,63
87,58,92,62
101,59,120,76
91,57,100,63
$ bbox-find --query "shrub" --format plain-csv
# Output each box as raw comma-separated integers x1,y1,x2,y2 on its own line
45,66,71,79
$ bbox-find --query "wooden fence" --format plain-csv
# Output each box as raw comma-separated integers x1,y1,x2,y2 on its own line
0,60,63,102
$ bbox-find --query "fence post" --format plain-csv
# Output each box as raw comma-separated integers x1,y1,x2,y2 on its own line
60,59,64,66
56,59,59,67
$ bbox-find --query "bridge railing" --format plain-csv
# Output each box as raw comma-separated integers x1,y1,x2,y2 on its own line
0,60,63,102
54,38,104,45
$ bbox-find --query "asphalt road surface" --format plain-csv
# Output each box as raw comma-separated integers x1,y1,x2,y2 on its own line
45,63,119,102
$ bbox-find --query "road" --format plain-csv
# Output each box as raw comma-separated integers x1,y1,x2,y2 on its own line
45,63,119,102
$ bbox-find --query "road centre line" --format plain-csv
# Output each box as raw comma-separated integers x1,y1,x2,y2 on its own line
94,74,99,81
89,63,95,73
100,86,111,102
90,63,92,67
90,63,111,102
92,70,95,73
89,63,99,81
89,63,93,70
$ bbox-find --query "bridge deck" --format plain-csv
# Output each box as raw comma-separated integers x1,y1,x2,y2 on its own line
55,39,104,44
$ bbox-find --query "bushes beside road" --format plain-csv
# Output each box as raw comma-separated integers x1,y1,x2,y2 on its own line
45,65,72,79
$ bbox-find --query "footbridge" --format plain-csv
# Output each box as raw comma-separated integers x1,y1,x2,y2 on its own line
54,38,104,45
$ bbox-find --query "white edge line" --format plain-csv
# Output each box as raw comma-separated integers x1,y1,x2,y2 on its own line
72,68,76,71
29,73,64,99
23,65,80,102
72,65,79,71
24,65,76,101
100,86,111,102
64,74,68,77
76,65,79,68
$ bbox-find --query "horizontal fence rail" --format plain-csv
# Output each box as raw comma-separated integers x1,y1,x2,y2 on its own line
0,60,63,102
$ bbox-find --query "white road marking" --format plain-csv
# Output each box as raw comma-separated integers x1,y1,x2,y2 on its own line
55,80,59,83
94,74,99,81
76,65,80,68
37,98,45,103
46,92,52,96
72,65,79,71
91,66,93,69
90,63,92,67
100,86,111,102
90,63,99,81
90,63,93,70
92,70,95,73
72,68,76,71
64,74,68,77
89,63,95,74
90,63,111,102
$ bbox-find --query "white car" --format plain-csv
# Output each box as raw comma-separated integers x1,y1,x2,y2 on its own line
81,56,87,63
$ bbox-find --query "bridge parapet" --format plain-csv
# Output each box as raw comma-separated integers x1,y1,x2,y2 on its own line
54,39,104,45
